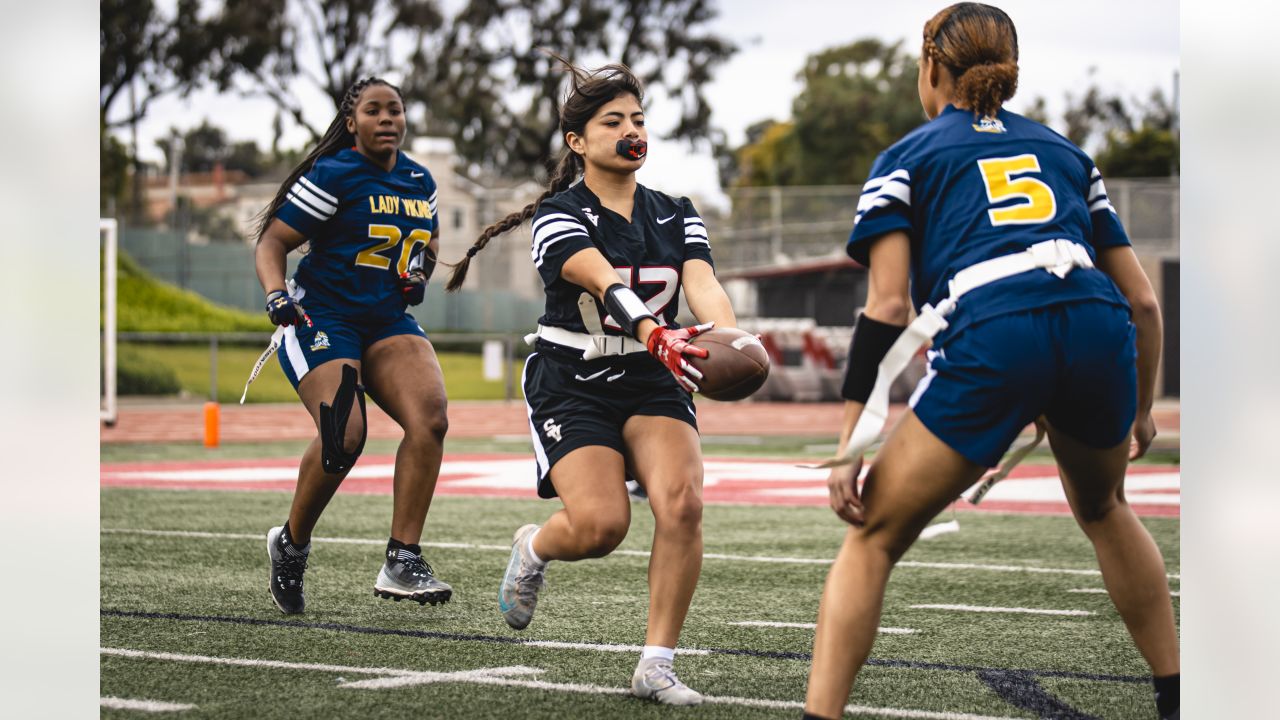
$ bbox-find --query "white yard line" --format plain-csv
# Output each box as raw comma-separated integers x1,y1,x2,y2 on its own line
729,621,918,635
100,697,195,712
100,647,1019,720
910,604,1094,617
1068,588,1180,597
100,528,1179,579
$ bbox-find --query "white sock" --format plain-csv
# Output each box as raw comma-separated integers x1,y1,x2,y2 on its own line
525,528,546,566
641,646,675,662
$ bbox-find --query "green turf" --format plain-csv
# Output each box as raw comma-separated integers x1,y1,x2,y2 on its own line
120,342,525,403
101,487,1179,719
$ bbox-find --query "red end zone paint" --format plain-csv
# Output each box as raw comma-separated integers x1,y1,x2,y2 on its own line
101,454,1180,517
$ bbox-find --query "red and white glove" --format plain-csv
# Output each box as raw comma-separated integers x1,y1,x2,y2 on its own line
645,322,714,392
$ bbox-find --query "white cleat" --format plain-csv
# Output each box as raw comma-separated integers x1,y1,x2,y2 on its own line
631,657,703,706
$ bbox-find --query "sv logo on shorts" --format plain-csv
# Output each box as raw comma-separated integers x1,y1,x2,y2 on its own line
310,331,330,352
542,418,563,443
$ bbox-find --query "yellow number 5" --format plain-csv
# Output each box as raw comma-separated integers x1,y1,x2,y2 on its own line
355,225,432,274
977,154,1056,226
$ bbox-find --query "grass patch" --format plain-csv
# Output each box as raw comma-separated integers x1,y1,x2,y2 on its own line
115,251,271,333
102,488,1178,719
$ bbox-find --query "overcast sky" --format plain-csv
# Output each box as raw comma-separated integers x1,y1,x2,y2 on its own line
124,0,1178,207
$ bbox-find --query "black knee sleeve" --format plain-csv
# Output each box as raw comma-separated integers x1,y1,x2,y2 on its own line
319,364,367,474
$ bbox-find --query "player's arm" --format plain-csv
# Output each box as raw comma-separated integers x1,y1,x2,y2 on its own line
255,218,311,326
1096,245,1163,459
560,247,709,392
682,258,736,329
829,230,912,525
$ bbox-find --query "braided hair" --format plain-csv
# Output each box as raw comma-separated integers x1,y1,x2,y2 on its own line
922,3,1019,119
445,55,644,292
254,77,403,243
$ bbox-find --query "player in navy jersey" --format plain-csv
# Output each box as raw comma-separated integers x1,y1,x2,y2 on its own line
446,57,736,706
800,6,1179,720
251,77,453,615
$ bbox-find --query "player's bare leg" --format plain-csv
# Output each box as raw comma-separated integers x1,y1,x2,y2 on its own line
622,415,705,650
362,334,449,545
288,359,367,544
805,411,984,719
1047,421,1179,676
534,447,632,560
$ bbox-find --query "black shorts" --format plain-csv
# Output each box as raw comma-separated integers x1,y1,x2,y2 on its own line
521,341,698,498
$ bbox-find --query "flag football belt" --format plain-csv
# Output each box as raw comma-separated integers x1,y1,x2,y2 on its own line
814,239,1096,499
241,324,288,404
524,324,648,360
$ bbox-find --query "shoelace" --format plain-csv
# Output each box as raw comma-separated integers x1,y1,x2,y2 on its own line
514,564,546,604
643,662,682,690
399,554,438,581
276,551,308,586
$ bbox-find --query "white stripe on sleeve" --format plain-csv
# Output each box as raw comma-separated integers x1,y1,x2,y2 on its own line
288,182,337,217
298,176,337,205
287,191,328,221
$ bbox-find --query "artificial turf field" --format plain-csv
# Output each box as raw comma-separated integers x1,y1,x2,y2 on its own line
101,443,1178,719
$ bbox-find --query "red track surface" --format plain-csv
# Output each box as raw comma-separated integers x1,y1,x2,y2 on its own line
102,400,1181,444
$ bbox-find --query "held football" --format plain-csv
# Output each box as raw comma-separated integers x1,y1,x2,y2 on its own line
687,328,770,401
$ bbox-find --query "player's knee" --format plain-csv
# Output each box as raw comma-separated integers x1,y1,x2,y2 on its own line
404,403,449,446
342,414,366,453
1073,493,1124,526
654,485,703,531
579,517,629,557
857,518,917,565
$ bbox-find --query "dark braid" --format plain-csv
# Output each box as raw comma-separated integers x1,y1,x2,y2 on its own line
254,77,402,243
445,54,645,292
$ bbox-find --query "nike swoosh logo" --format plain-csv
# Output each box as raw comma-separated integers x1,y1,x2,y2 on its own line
574,367,613,382
411,171,424,178
656,214,676,224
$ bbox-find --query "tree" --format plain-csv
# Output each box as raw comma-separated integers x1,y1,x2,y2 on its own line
205,0,441,142
719,39,923,188
402,0,736,179
1061,77,1178,177
100,0,212,128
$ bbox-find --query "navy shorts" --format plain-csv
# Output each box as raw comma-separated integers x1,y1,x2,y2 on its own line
909,300,1137,468
521,342,698,499
276,305,426,390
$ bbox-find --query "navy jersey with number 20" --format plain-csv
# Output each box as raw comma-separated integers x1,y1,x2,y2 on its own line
848,106,1130,340
275,148,439,320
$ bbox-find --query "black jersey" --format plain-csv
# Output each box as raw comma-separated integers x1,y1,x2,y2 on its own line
529,181,714,334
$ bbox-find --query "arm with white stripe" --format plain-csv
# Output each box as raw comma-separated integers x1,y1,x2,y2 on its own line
255,218,309,296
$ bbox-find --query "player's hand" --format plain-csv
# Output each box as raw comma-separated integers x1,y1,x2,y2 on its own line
399,269,427,306
645,322,714,393
265,290,311,327
1130,411,1157,460
827,456,865,526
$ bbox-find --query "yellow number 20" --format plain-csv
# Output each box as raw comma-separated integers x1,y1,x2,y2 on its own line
977,154,1056,226
355,225,432,274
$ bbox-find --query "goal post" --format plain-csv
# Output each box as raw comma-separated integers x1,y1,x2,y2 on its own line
101,218,118,426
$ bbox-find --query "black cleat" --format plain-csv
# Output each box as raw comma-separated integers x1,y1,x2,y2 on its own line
267,525,309,614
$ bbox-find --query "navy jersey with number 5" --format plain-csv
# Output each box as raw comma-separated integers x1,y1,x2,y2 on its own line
275,148,439,320
848,105,1130,339
529,182,713,333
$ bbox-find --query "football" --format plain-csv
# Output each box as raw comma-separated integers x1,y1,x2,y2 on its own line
687,327,771,401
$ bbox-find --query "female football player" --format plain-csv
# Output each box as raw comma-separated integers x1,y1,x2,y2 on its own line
447,58,736,706
252,77,452,615
801,5,1179,720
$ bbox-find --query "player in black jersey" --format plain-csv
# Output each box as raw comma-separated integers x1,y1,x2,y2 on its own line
447,57,737,706
252,78,452,616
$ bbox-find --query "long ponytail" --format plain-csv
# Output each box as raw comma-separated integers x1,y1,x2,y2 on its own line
445,55,645,292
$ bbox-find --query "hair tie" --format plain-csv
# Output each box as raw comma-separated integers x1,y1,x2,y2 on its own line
466,246,480,258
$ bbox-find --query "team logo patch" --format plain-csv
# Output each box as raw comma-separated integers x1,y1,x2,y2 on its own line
972,116,1007,134
542,418,563,443
310,331,331,352
582,207,599,227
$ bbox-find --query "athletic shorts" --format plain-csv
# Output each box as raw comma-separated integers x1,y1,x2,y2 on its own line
276,304,426,390
522,341,698,499
910,300,1137,468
